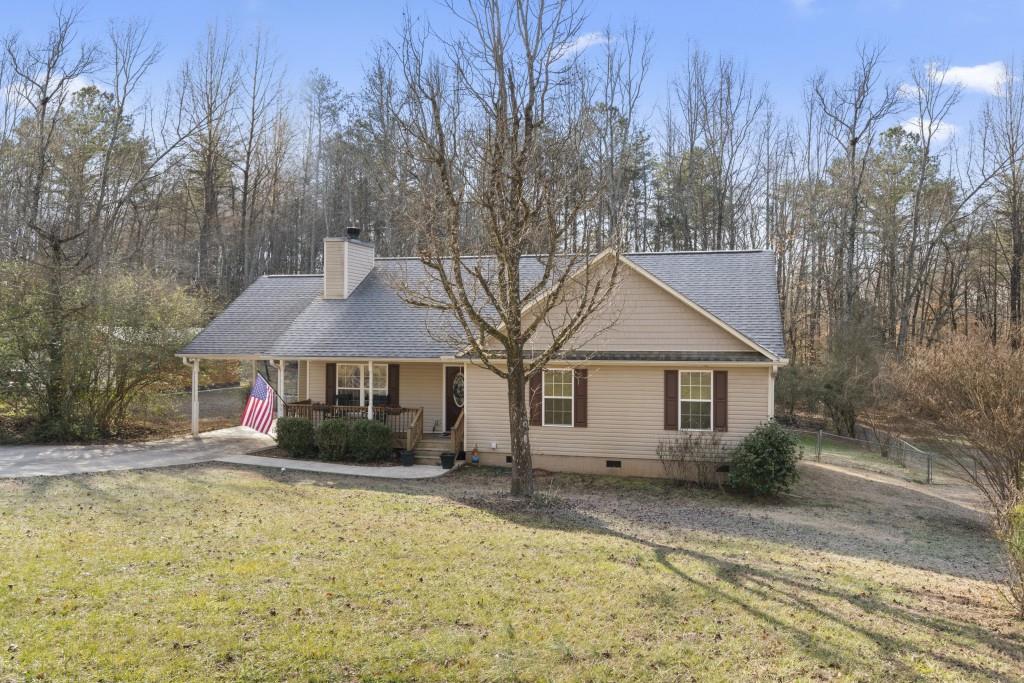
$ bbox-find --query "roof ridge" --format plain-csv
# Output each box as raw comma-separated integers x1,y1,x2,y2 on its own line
264,273,323,278
626,249,773,256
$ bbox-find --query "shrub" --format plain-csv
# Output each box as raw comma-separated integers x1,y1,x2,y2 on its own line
1006,504,1024,616
276,417,317,458
656,432,728,486
315,419,352,461
728,421,801,496
347,419,393,463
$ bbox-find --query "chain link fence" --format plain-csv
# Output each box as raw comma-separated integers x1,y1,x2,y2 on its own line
784,426,975,485
137,386,249,432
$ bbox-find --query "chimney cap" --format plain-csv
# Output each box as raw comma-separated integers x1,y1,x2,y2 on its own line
345,226,361,239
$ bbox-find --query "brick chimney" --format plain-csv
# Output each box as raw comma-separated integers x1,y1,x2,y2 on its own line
323,228,374,299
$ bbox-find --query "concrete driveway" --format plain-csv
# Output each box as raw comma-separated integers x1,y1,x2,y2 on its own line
0,427,275,478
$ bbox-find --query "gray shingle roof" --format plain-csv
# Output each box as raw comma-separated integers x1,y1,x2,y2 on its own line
180,275,323,357
179,250,786,359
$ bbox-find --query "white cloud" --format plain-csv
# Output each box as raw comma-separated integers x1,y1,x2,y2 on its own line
66,75,96,94
554,32,610,60
934,61,1006,95
900,117,958,144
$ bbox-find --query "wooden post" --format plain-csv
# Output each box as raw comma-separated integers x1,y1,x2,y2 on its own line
276,360,285,418
816,429,822,462
367,360,374,421
191,358,200,437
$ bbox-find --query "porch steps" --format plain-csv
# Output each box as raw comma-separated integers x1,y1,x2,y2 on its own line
413,433,455,465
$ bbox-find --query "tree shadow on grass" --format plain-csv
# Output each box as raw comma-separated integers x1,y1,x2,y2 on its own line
6,460,1022,679
451,489,1023,681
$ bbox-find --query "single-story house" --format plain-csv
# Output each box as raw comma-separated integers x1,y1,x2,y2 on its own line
178,230,787,477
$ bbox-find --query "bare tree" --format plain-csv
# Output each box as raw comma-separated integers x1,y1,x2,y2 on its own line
176,24,240,290
233,30,283,290
378,0,647,497
890,335,1024,614
4,7,100,427
812,45,902,327
984,61,1024,347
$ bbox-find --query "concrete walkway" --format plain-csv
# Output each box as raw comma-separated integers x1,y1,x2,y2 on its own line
216,453,456,479
0,427,457,480
0,427,275,478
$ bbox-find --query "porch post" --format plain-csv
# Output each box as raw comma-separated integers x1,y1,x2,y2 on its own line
191,358,199,437
367,360,374,420
276,360,285,417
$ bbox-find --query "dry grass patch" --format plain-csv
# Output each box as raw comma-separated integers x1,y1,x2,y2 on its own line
0,463,1020,681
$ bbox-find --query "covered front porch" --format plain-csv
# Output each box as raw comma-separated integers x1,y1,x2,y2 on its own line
183,357,466,458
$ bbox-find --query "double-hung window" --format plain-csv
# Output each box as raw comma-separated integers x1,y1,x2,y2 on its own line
679,371,712,431
542,369,573,426
335,363,388,406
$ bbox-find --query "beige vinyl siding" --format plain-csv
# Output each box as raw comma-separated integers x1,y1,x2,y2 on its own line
323,239,374,299
323,240,345,299
393,363,445,433
307,360,327,402
464,363,771,461
297,360,308,400
344,242,374,296
527,265,752,353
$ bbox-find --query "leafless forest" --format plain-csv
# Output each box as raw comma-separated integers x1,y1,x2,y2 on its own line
2,5,1024,437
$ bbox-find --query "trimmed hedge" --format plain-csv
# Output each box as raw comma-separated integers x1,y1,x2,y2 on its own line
315,419,352,461
313,418,393,462
347,420,393,463
275,417,317,458
727,421,801,496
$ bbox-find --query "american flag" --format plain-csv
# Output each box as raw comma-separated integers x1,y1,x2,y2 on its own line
241,374,277,434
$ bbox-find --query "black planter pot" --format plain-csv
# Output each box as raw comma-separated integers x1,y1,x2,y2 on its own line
440,452,456,469
400,450,416,467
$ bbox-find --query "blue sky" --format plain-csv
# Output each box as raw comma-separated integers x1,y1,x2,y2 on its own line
5,0,1023,134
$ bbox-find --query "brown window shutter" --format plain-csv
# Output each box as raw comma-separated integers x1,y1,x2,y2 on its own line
529,373,542,426
573,368,588,428
713,370,728,432
388,364,400,407
664,370,678,430
325,363,337,405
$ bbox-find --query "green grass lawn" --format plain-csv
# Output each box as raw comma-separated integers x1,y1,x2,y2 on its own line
794,432,917,475
0,464,1020,681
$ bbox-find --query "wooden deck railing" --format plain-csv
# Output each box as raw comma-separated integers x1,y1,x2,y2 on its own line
450,411,465,455
406,408,423,452
284,403,423,447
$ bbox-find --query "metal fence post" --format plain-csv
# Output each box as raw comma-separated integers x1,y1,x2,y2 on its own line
926,452,932,484
816,429,822,462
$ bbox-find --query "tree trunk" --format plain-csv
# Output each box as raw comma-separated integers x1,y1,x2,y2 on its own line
505,356,535,498
44,239,67,428
1010,200,1023,348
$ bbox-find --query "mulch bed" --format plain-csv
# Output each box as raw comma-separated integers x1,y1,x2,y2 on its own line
249,446,401,467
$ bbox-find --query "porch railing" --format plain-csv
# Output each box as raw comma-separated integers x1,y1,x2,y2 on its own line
284,402,422,439
450,411,465,454
406,408,424,452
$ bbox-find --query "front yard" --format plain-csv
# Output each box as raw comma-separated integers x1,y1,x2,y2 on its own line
1,462,1020,681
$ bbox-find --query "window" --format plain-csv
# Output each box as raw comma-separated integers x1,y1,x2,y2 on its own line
335,363,388,406
679,371,712,431
543,369,573,426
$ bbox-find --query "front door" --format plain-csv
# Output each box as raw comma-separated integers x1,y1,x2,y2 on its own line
444,366,465,432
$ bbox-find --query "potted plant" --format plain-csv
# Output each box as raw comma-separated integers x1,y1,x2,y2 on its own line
399,450,416,467
439,452,456,469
